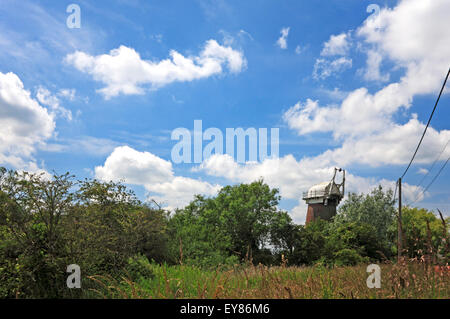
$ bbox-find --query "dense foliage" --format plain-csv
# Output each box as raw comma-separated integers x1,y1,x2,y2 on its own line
0,168,168,298
0,167,448,298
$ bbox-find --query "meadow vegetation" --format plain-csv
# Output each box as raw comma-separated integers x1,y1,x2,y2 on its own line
0,167,448,298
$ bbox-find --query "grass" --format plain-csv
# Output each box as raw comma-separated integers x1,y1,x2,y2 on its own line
86,259,450,299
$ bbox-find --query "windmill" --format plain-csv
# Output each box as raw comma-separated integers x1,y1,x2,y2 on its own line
302,168,345,225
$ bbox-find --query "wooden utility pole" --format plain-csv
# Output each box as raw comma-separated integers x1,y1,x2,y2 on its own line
397,177,403,261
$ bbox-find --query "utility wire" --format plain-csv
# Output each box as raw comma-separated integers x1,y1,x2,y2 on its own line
408,153,450,206
400,67,450,180
416,139,450,188
407,139,450,204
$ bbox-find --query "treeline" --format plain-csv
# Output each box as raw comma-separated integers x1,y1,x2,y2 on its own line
0,167,448,298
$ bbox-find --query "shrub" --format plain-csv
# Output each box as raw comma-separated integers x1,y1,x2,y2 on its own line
125,255,154,281
333,248,367,266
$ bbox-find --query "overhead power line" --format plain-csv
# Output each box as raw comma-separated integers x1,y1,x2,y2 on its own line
400,67,450,180
407,139,450,204
408,153,450,206
415,139,450,188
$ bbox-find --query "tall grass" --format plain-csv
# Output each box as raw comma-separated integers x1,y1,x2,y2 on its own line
86,260,449,299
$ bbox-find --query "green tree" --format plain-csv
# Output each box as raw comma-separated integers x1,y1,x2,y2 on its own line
333,185,396,258
401,206,448,262
214,180,282,262
286,220,328,266
0,168,75,298
167,195,235,267
0,168,169,298
168,180,290,266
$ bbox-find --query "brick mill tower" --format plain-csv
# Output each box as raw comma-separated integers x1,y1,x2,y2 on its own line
302,168,345,225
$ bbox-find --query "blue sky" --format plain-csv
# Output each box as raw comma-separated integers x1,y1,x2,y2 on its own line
0,0,449,223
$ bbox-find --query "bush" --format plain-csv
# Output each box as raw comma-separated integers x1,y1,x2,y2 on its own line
333,248,367,266
124,255,154,281
0,168,169,298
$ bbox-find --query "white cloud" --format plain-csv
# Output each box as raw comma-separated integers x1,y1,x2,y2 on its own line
147,176,221,210
95,146,174,185
313,57,352,79
65,40,247,99
283,99,339,136
314,118,450,167
295,45,302,55
288,0,450,167
313,32,352,79
276,27,290,49
0,72,55,170
196,154,383,200
195,154,332,199
290,202,308,224
357,0,450,95
362,49,390,82
95,146,221,210
36,86,72,121
284,95,450,168
320,32,350,56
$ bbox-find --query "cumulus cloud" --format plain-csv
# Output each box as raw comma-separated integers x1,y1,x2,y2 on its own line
357,0,450,93
0,72,55,170
288,0,450,169
313,118,450,168
312,32,353,79
95,146,221,210
362,49,390,82
320,32,350,56
196,154,388,200
276,27,290,49
96,146,173,185
195,154,334,199
284,94,450,168
65,39,247,99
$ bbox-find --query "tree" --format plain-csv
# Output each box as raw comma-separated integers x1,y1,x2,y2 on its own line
0,168,75,298
0,168,169,298
286,220,328,265
401,207,448,262
269,210,296,254
214,179,282,262
167,195,236,267
168,180,291,266
65,178,169,275
333,185,397,258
